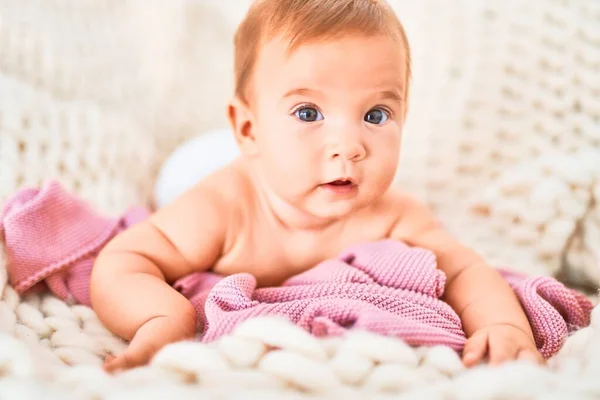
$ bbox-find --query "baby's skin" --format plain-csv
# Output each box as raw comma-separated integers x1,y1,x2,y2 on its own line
91,33,543,372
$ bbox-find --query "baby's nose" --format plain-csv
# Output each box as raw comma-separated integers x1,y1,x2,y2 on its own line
330,138,366,161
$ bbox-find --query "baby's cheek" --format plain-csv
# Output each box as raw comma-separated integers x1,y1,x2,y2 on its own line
261,132,290,160
365,146,399,187
369,166,396,193
370,136,399,164
264,140,307,179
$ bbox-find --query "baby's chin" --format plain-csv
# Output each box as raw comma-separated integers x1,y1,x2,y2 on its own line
303,196,370,221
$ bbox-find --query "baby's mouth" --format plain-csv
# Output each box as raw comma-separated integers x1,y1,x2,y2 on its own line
320,179,358,195
328,180,353,186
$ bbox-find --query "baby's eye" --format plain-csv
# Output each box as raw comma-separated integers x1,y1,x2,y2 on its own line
294,107,323,122
364,108,390,125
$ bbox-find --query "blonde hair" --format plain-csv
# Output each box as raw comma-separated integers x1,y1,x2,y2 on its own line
233,0,411,105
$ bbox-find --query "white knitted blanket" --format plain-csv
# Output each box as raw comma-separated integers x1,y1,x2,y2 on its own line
1,0,599,398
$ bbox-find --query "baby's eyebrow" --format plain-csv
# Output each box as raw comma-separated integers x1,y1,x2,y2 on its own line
377,89,403,103
282,87,322,99
282,87,403,103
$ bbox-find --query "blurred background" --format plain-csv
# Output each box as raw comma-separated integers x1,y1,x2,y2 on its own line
0,0,598,291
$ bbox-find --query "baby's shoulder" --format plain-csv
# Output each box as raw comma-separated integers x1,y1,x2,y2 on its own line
377,187,442,241
372,186,416,216
201,159,252,199
181,158,254,218
149,159,253,256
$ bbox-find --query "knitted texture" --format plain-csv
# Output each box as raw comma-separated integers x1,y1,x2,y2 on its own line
0,181,148,305
0,180,593,360
0,0,598,281
0,0,600,398
390,0,600,284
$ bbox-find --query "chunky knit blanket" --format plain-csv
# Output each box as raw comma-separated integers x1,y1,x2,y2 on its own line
1,0,599,398
1,180,593,359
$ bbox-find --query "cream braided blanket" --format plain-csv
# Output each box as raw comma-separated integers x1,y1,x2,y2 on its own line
1,0,599,398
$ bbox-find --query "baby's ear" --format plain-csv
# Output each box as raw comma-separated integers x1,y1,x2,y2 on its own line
227,97,258,156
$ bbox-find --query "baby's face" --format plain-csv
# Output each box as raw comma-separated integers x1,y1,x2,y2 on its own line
247,34,407,220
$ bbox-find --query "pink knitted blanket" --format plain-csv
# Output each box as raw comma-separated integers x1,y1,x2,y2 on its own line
0,180,593,358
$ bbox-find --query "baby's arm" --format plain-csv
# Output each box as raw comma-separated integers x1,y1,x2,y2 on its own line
90,184,227,371
390,193,542,366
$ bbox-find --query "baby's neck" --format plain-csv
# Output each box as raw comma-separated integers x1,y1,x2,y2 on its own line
261,190,342,232
241,165,343,232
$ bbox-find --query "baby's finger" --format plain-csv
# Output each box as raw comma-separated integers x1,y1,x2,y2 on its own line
103,350,148,373
517,348,545,365
462,332,488,367
103,355,126,373
488,337,518,365
104,354,116,364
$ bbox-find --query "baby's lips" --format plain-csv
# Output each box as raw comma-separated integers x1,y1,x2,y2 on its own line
327,180,353,186
322,176,358,186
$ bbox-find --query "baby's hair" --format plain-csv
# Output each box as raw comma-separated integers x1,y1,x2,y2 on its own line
233,0,411,105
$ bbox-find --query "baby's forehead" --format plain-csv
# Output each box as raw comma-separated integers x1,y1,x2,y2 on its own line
260,33,405,60
253,34,407,92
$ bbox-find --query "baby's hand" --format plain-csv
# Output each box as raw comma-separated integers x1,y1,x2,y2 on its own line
103,313,196,372
462,324,544,367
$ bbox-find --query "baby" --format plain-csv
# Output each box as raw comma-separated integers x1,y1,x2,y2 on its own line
91,0,543,371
